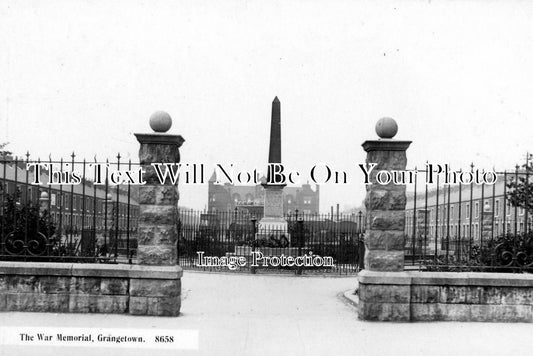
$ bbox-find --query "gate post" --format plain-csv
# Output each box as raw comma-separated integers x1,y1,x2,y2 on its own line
129,111,185,316
134,112,184,265
358,117,412,321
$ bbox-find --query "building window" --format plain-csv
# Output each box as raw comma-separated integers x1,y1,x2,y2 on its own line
475,202,479,218
495,200,499,217
466,204,470,219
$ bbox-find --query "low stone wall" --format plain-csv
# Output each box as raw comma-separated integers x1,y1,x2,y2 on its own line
358,270,533,322
0,261,182,316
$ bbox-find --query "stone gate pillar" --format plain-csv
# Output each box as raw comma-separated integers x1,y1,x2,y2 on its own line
129,111,184,317
135,111,185,265
362,118,411,271
358,117,412,321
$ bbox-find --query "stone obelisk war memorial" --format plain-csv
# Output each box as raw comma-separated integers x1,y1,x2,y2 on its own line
256,96,291,243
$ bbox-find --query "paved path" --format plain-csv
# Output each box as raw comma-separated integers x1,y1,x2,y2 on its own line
1,271,532,356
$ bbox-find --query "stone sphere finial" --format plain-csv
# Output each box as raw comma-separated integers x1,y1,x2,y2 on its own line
375,117,398,139
149,111,172,133
106,193,113,200
40,191,49,200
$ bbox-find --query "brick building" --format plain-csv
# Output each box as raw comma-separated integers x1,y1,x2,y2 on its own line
207,171,320,216
0,160,139,234
404,172,530,254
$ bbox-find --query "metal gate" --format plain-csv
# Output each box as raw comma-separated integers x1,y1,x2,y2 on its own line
177,209,365,275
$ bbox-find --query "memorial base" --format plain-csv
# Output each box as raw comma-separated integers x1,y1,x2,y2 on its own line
256,218,290,242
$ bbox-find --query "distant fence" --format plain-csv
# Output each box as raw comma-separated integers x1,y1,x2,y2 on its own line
0,154,140,263
405,167,533,272
178,209,365,274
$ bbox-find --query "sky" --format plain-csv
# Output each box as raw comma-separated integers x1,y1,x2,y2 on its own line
1,0,533,212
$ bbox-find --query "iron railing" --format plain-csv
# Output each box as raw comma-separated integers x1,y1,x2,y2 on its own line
405,165,532,272
177,209,365,274
0,153,140,263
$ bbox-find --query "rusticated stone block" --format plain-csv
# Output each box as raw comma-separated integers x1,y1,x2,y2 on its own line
139,185,179,205
411,285,440,303
140,165,163,184
466,304,492,322
6,275,37,293
129,296,149,315
439,304,471,321
439,286,467,304
493,305,533,322
358,300,410,321
129,278,181,297
142,169,167,185
147,296,180,316
466,286,501,304
137,244,177,265
138,185,156,204
0,276,7,292
501,287,533,305
469,305,533,322
365,189,406,211
34,276,70,294
410,303,443,321
364,249,403,272
142,164,182,185
359,284,410,303
6,293,69,313
139,205,176,225
97,295,128,314
139,144,181,165
368,210,405,231
69,294,128,314
138,224,177,245
365,182,407,193
100,278,128,295
129,296,181,316
70,277,101,294
69,294,98,313
365,230,405,250
365,151,408,171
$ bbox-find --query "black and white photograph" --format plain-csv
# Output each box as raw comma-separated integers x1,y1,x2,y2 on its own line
1,1,533,355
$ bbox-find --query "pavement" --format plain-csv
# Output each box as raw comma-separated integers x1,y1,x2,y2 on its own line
1,271,532,356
